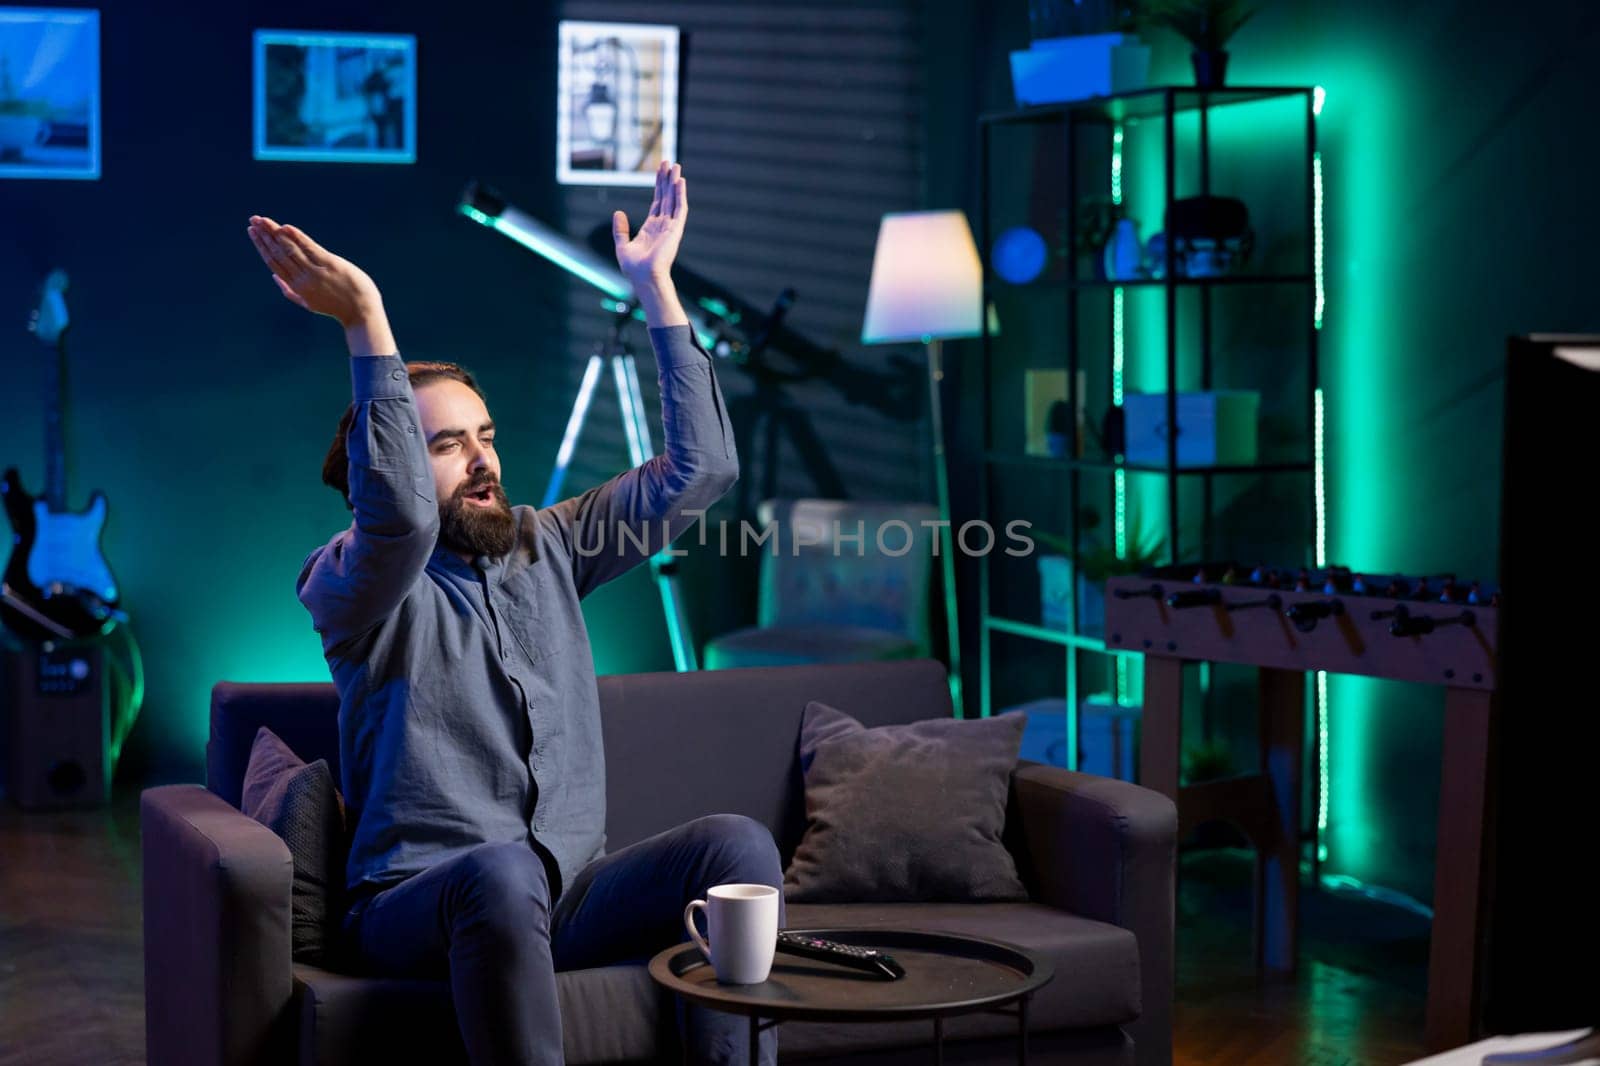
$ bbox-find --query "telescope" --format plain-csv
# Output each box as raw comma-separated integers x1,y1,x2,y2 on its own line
456,180,728,355
458,179,922,426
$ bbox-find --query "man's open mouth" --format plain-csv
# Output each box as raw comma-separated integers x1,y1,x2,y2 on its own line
465,485,496,506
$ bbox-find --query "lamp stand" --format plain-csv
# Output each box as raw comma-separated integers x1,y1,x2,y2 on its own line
926,338,964,716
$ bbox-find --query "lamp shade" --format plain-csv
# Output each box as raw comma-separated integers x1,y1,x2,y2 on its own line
861,210,983,344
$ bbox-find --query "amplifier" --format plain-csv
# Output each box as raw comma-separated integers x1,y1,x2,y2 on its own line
4,641,109,810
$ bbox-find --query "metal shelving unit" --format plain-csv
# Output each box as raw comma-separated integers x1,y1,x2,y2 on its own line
976,86,1320,769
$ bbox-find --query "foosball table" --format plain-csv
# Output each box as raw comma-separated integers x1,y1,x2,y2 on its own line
1105,562,1500,1052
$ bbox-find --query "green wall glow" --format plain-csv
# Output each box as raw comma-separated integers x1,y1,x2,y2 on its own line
0,3,570,785
946,0,1598,902
1124,21,1409,893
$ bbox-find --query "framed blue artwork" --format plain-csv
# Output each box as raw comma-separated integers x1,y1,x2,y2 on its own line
253,29,416,164
0,7,100,180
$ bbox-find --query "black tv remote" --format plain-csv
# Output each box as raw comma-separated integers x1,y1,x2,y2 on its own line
775,931,905,980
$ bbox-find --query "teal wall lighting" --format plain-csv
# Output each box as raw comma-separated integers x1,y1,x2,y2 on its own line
1111,123,1132,705
1313,87,1330,863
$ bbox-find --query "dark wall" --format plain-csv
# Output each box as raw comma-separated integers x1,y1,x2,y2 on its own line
0,0,933,783
1,0,565,781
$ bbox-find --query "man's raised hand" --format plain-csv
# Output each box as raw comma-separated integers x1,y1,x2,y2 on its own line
247,216,396,355
246,216,383,327
612,161,687,284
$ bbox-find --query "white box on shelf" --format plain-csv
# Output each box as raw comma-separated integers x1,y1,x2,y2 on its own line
1037,554,1105,635
1123,390,1259,467
1024,368,1070,457
995,695,1140,780
997,698,1068,767
1009,34,1151,106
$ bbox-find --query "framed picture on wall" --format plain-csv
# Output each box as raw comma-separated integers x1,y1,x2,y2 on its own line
0,7,100,180
556,20,679,187
253,30,416,164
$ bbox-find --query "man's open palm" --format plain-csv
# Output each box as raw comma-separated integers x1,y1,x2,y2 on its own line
247,216,381,326
613,161,687,283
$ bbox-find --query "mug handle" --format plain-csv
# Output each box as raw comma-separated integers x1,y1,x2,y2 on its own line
683,899,711,958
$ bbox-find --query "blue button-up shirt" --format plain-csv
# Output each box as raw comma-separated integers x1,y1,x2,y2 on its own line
297,326,737,901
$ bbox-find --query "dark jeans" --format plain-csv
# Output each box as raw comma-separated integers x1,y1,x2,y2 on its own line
341,814,786,1066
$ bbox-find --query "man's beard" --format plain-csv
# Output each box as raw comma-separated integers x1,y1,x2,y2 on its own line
439,475,516,558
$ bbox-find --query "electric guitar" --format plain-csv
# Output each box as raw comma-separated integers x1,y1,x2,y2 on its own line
1,270,123,642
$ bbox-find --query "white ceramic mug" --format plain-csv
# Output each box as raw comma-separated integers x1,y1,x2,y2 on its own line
683,883,779,984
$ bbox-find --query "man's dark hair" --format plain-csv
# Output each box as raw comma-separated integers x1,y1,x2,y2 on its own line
322,361,485,510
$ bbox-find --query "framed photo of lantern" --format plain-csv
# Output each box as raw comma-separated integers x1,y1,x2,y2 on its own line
556,20,679,187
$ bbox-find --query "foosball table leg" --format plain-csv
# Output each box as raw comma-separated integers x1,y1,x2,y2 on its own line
1256,667,1306,975
1140,656,1304,976
1140,656,1185,802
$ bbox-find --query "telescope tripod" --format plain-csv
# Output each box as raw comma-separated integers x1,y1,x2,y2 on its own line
542,306,698,671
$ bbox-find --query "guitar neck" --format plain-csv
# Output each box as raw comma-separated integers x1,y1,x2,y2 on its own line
43,335,66,512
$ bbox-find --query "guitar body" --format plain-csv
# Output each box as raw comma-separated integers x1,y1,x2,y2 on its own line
2,467,119,641
28,490,118,603
1,270,124,643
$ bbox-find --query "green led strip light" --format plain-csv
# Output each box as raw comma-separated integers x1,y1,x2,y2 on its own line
1315,387,1329,859
1312,87,1330,861
1111,124,1130,704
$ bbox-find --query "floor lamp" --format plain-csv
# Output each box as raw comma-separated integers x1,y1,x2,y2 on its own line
862,211,983,717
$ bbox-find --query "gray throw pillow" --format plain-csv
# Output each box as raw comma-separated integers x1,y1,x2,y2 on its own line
240,726,345,965
783,701,1029,903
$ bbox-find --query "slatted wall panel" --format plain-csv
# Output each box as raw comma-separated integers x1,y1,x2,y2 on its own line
554,0,928,511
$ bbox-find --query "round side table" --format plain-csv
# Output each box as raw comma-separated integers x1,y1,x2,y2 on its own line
648,927,1054,1065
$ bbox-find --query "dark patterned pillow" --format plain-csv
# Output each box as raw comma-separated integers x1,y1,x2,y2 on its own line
783,701,1029,903
240,726,346,965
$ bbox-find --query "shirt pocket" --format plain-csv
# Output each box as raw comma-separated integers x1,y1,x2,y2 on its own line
498,569,562,666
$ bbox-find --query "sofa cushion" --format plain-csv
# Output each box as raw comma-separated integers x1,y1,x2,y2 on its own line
241,726,346,965
209,682,343,810
780,900,1141,1057
784,702,1028,903
293,962,672,1065
294,903,1137,1064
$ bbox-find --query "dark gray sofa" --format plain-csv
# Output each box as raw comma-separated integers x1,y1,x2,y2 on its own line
141,659,1175,1065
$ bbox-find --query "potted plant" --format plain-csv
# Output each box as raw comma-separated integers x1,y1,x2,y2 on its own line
1142,0,1258,90
1030,520,1165,635
1181,738,1245,846
1181,738,1236,784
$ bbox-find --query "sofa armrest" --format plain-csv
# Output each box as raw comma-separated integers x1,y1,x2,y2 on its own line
141,784,295,1066
1010,762,1177,1066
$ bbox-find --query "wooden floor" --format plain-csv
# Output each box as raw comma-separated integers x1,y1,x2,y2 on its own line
1172,849,1428,1064
0,788,1428,1065
0,788,146,1066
